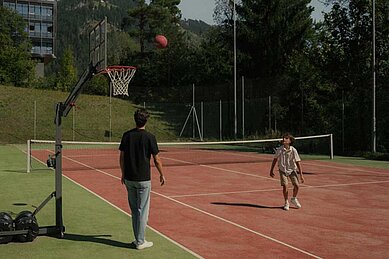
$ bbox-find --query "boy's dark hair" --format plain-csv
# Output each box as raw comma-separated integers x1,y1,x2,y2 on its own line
134,109,149,127
282,133,295,146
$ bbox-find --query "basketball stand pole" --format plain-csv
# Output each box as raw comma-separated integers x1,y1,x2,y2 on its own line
179,84,203,141
50,62,97,238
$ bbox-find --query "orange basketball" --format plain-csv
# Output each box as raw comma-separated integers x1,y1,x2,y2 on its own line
155,35,168,48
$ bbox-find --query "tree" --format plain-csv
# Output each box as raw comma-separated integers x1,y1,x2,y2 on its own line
317,0,389,153
57,47,78,91
212,0,316,137
0,7,34,86
122,0,191,99
214,0,314,79
316,1,374,152
124,0,182,54
124,0,150,54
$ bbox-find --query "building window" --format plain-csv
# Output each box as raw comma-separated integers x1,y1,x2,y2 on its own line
29,4,41,18
42,41,53,54
16,3,28,18
4,2,16,10
41,6,53,17
39,22,53,38
4,0,56,64
31,44,41,55
29,22,41,37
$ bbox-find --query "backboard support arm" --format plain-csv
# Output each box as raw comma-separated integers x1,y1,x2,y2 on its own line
51,61,99,238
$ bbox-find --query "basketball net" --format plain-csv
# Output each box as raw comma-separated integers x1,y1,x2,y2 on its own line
103,66,137,96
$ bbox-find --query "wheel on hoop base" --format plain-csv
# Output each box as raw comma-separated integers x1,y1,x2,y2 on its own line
0,212,14,244
14,211,39,242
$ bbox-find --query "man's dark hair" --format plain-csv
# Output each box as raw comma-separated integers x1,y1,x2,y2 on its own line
134,109,149,127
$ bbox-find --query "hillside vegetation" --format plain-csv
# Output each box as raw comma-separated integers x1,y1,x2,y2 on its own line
0,85,179,144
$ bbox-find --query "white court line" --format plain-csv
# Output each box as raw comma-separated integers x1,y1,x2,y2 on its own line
63,175,204,259
27,152,202,259
170,188,282,198
171,180,389,198
151,191,322,259
28,149,387,258
62,155,322,258
304,161,389,175
303,180,389,189
163,156,278,181
163,146,388,175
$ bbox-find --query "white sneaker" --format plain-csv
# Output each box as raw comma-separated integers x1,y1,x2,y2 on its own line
136,241,153,250
291,197,301,208
283,203,289,211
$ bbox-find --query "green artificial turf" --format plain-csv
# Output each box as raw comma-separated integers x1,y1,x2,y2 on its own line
0,145,196,258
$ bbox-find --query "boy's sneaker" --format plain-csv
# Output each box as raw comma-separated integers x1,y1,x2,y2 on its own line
283,203,289,211
136,241,153,250
291,197,301,208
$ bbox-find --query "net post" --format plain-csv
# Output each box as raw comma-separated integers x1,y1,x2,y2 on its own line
330,134,334,159
27,139,31,173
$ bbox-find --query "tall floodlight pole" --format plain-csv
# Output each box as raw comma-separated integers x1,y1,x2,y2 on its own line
233,0,237,139
242,76,245,139
372,0,376,152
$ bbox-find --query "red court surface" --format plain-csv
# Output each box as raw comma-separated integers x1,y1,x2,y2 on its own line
31,149,389,258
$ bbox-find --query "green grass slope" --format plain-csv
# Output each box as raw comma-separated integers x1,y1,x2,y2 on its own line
0,85,179,144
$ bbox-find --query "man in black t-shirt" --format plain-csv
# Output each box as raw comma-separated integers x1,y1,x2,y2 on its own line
119,109,165,250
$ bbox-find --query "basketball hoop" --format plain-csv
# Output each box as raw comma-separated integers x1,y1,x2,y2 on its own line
101,66,137,96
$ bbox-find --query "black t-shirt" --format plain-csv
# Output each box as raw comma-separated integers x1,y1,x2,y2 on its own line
119,128,159,181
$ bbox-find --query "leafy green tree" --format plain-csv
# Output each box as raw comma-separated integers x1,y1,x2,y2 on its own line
212,0,316,137
123,0,191,99
149,0,181,33
108,30,139,65
214,0,313,79
322,0,389,153
316,0,383,152
124,0,181,53
124,0,150,54
0,6,34,86
57,47,78,91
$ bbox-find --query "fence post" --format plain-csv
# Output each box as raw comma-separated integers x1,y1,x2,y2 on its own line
27,139,31,173
201,101,204,139
219,100,222,141
34,101,37,139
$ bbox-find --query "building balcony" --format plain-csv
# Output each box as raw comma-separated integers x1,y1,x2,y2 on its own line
28,14,54,21
29,32,53,39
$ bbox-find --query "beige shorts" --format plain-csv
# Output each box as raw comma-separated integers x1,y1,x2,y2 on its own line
279,170,299,186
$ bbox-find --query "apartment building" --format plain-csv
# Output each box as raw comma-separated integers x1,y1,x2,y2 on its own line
1,0,57,76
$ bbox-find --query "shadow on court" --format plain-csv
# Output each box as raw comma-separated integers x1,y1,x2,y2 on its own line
3,169,30,174
211,202,282,209
64,233,133,248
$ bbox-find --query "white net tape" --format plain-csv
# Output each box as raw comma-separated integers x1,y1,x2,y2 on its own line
106,66,136,96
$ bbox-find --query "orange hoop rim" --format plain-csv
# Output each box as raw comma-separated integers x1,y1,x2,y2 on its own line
100,65,137,74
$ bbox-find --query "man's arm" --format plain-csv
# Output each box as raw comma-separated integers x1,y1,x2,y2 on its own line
153,154,166,186
120,151,125,185
296,161,304,183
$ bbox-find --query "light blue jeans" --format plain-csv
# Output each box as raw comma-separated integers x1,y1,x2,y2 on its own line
124,180,151,245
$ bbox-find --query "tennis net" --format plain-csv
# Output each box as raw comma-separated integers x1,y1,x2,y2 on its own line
27,134,333,172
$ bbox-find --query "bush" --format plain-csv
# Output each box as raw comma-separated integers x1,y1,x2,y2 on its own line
362,152,389,161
